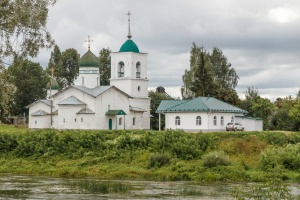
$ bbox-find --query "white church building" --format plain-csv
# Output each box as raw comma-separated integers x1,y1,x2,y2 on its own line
27,17,150,130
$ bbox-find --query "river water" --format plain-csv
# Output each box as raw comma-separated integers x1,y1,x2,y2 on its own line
0,175,299,199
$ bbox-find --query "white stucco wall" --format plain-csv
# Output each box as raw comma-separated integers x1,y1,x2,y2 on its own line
110,52,149,98
74,67,100,88
165,112,244,132
30,115,50,129
28,101,52,129
235,117,263,131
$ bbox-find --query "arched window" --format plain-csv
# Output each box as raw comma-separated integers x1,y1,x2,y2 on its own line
118,61,124,77
196,116,201,125
231,116,234,123
175,116,180,126
221,116,224,125
136,62,141,78
213,116,217,125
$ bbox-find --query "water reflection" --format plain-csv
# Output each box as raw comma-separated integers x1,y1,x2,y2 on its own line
0,175,299,199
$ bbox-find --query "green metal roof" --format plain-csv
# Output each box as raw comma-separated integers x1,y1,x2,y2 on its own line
119,39,140,53
105,110,127,115
79,50,100,67
46,78,59,90
156,97,247,114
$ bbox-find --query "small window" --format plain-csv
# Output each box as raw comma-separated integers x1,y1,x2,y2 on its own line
213,116,217,126
133,117,136,125
196,116,201,125
81,118,83,122
175,116,180,126
137,86,141,91
221,116,224,125
75,119,76,122
35,121,37,125
82,77,84,85
118,61,124,77
108,105,110,110
97,77,99,86
119,117,122,125
231,116,234,123
136,62,141,78
63,118,65,123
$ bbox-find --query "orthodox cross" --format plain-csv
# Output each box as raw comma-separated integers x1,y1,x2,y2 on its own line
85,35,93,50
126,11,132,39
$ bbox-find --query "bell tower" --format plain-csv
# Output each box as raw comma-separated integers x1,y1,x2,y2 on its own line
110,11,148,98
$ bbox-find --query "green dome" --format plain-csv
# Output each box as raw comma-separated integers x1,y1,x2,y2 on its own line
119,39,140,53
79,50,100,67
46,78,59,90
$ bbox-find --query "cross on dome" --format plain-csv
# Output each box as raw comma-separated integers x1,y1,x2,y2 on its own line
85,35,93,50
126,11,132,39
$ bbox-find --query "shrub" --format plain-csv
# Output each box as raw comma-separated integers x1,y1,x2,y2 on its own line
260,144,300,171
260,132,287,146
202,150,230,168
148,153,171,168
259,147,285,170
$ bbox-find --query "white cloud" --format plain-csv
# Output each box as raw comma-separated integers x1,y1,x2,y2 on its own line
269,7,298,23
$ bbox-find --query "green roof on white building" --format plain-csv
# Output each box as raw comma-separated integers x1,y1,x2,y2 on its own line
156,97,247,114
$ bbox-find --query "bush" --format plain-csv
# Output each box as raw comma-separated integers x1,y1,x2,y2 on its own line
260,144,300,171
260,132,287,146
148,153,171,168
202,150,230,168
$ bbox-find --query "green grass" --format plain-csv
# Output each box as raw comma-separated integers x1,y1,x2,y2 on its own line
0,126,299,183
0,124,28,133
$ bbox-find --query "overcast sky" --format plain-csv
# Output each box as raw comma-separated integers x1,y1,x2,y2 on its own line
33,0,300,100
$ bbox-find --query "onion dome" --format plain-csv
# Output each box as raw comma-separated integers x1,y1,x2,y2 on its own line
46,78,59,90
119,11,140,53
119,39,140,53
79,50,100,67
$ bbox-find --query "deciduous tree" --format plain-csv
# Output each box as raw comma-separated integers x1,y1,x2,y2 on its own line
8,59,48,115
99,48,111,85
181,43,240,105
289,99,300,131
149,87,173,130
0,0,56,63
61,48,80,87
47,45,63,89
0,66,16,118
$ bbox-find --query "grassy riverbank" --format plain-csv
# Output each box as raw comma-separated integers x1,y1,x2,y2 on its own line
0,125,300,183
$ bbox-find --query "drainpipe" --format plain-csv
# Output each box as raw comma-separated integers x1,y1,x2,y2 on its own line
159,113,161,131
124,115,125,130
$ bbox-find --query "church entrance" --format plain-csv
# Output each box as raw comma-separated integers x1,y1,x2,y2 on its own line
109,119,112,130
106,110,127,130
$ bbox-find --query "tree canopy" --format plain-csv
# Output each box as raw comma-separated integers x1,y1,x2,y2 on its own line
47,45,63,89
0,66,16,118
181,43,240,105
149,87,173,130
0,0,57,64
99,48,111,86
61,48,80,87
8,59,48,115
47,46,79,88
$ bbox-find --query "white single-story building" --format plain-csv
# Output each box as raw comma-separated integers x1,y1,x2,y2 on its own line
156,97,263,132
